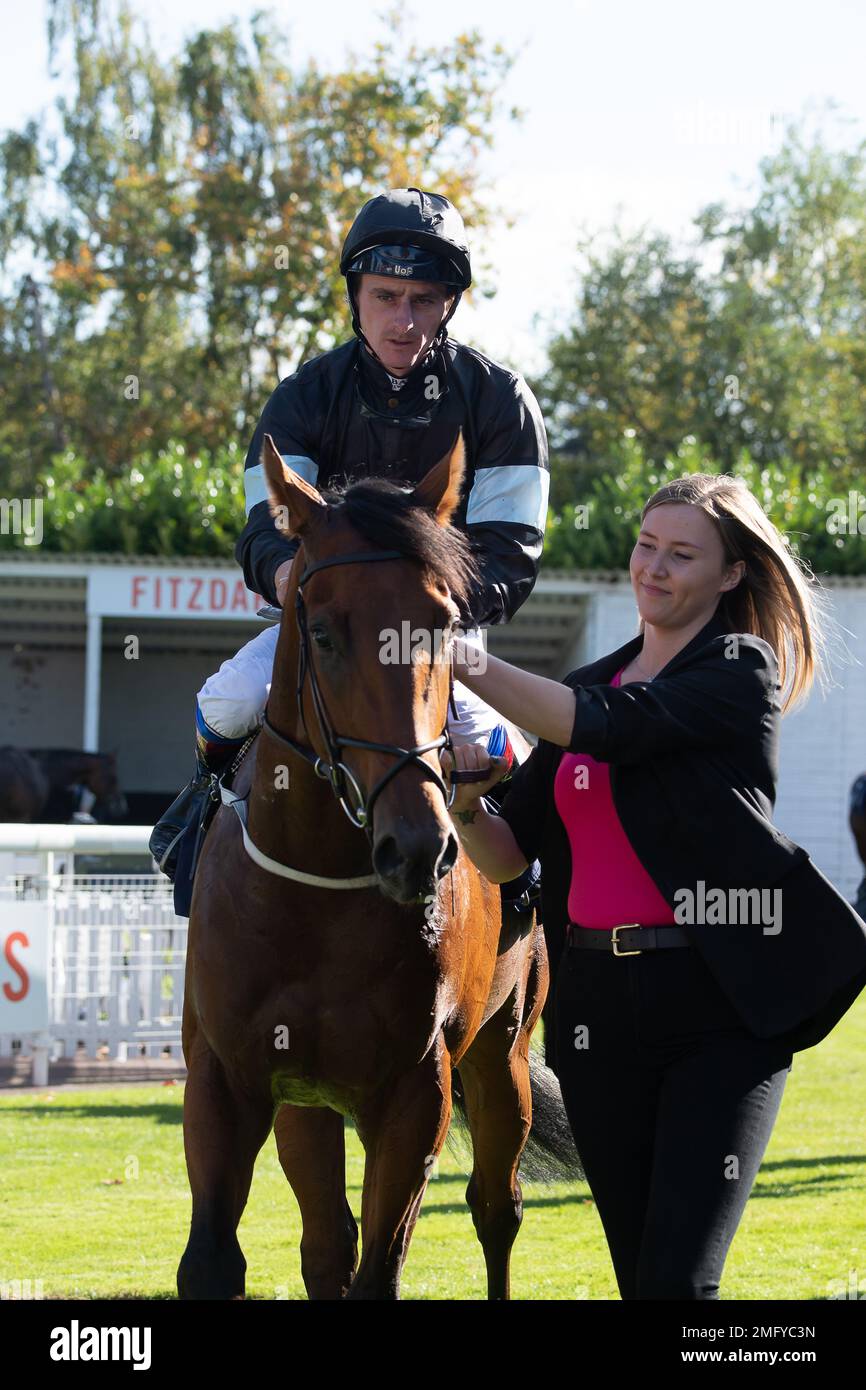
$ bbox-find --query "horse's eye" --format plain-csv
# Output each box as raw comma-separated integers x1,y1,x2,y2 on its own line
310,625,332,651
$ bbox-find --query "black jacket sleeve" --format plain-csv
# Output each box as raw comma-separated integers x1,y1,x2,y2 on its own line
463,370,549,627
565,638,776,765
234,377,318,605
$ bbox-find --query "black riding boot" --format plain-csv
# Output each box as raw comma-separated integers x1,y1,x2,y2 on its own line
149,743,236,883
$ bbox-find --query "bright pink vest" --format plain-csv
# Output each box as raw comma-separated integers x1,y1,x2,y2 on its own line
553,668,678,929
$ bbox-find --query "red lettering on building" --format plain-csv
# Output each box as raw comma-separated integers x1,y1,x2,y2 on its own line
188,577,203,611
209,577,227,610
168,576,182,608
131,575,146,609
3,932,29,1002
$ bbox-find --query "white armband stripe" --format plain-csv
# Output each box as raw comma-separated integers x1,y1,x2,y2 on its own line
244,456,319,515
465,465,550,531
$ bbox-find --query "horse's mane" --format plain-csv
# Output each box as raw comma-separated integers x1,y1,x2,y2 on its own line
321,475,481,612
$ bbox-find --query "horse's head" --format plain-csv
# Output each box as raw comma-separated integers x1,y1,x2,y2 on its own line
89,752,129,820
262,431,479,904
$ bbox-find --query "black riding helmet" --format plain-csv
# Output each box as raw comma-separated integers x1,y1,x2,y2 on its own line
340,188,471,359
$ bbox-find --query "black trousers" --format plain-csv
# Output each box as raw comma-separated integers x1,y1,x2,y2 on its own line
554,938,793,1300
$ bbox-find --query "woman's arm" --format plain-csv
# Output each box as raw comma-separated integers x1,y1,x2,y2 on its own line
451,802,529,883
455,633,774,763
440,745,530,883
453,638,576,747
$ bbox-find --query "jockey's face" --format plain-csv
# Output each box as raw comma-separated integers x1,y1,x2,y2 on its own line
357,274,456,376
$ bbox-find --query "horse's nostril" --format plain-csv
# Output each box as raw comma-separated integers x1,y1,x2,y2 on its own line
372,835,402,880
373,827,457,896
436,832,458,880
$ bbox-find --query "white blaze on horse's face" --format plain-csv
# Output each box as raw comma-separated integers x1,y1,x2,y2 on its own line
357,274,455,377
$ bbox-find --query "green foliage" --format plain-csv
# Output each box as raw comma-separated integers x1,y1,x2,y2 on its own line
544,434,866,576
34,442,245,555
23,430,865,574
1,2,518,491
540,117,866,576
540,118,866,486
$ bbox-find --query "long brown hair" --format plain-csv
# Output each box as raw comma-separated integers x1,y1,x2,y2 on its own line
638,473,838,714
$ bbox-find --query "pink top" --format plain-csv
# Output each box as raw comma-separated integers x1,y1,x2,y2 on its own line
553,667,678,929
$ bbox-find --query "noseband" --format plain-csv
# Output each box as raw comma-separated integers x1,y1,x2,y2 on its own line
262,549,458,844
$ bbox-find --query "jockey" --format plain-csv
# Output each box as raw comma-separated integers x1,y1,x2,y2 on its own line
150,187,548,909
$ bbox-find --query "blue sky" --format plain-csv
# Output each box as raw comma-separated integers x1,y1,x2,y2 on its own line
2,0,866,372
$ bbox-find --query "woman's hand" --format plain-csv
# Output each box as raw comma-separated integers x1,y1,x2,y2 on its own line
439,743,511,815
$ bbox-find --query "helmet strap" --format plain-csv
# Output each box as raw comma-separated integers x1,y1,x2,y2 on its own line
434,290,461,347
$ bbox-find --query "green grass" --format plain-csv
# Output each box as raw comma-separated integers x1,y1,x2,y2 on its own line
1,995,864,1299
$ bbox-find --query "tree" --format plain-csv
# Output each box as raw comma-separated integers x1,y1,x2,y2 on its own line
0,1,520,495
539,120,866,492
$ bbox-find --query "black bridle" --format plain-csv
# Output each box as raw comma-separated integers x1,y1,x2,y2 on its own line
261,549,459,843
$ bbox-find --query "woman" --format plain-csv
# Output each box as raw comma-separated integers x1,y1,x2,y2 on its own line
442,472,866,1301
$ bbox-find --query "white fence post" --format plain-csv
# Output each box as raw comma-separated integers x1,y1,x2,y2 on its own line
31,1031,53,1087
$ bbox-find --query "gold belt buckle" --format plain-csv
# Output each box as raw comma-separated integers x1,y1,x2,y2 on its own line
611,923,642,957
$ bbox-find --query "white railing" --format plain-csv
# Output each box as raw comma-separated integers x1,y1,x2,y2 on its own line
0,828,187,1083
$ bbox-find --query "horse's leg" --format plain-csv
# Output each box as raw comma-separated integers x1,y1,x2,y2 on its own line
177,1019,274,1300
273,1105,358,1300
348,1037,453,1301
457,914,548,1300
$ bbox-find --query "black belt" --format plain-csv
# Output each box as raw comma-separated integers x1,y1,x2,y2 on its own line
567,922,692,956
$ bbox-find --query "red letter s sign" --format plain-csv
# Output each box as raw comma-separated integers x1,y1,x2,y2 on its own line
3,932,30,1002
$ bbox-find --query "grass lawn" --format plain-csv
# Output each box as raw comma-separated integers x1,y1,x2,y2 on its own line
1,994,863,1300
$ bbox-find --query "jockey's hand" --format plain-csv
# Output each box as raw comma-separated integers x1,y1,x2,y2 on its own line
439,744,511,815
274,559,294,607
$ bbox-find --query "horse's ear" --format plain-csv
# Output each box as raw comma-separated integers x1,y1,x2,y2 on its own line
414,431,465,527
261,433,327,538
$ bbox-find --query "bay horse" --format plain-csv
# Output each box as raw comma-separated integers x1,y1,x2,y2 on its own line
0,748,49,821
0,748,128,822
178,433,572,1300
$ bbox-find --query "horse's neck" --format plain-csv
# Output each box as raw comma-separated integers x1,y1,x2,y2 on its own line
40,752,97,787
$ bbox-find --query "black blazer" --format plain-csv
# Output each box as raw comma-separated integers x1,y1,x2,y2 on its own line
498,608,866,1060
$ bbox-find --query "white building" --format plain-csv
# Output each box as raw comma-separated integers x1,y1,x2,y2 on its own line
0,554,863,900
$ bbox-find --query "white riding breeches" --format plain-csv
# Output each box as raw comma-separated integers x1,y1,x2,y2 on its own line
197,622,528,762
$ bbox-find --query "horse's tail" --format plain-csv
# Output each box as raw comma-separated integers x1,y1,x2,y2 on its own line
449,1049,584,1183
522,1049,584,1182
